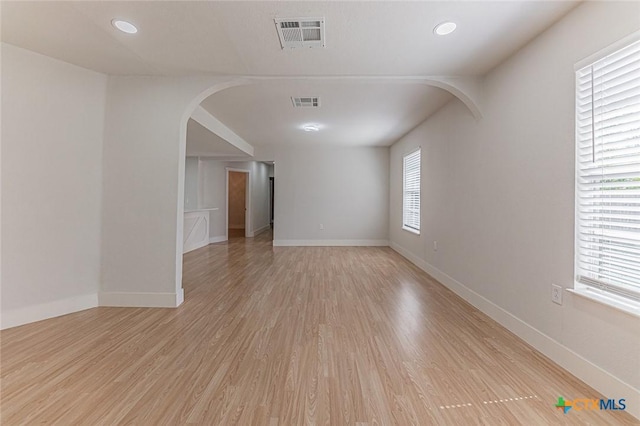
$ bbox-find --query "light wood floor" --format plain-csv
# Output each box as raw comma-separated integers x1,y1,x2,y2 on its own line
227,228,247,239
1,230,636,425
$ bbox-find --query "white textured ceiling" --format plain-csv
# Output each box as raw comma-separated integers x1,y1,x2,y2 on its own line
2,1,578,76
201,80,453,147
2,1,580,149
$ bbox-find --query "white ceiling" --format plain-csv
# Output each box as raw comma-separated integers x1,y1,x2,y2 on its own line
2,1,578,76
2,1,580,149
201,80,453,147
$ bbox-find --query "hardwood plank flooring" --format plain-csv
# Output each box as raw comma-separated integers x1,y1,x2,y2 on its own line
1,230,636,424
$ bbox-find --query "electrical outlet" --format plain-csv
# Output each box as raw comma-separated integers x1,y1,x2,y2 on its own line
433,241,438,251
551,284,563,305
319,223,324,230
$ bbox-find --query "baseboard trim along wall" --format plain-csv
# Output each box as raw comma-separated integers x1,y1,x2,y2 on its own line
389,241,640,421
273,239,389,247
1,289,186,329
184,239,208,254
252,224,270,237
209,235,227,244
1,293,99,330
99,289,185,308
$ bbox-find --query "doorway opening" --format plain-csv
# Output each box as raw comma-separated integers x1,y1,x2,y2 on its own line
226,168,251,240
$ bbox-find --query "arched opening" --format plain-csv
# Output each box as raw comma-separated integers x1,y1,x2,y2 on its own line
175,79,252,302
176,79,276,303
174,77,482,303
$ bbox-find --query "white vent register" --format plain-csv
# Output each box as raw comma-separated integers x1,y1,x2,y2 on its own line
291,97,320,107
275,18,325,49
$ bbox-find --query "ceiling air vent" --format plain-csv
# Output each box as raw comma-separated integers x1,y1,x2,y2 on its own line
274,18,325,49
291,97,320,107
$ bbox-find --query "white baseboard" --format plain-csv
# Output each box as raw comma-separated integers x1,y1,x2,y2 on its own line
389,241,640,421
99,290,184,308
176,288,184,306
251,224,270,237
183,239,208,254
2,290,186,329
209,235,227,244
273,239,389,247
1,293,98,330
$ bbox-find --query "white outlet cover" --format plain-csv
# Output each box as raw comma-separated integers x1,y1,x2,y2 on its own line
551,284,563,305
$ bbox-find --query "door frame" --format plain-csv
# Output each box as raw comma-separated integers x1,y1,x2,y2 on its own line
226,167,251,239
269,176,274,228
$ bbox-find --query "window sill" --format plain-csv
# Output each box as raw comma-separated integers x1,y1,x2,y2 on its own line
402,226,420,236
567,287,640,319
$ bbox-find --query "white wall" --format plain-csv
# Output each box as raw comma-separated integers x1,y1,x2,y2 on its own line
1,43,107,328
199,158,226,239
389,1,640,417
184,156,199,210
260,145,389,245
249,161,270,234
99,75,233,307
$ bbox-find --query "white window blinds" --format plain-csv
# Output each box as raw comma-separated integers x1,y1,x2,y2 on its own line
403,149,421,233
576,39,640,302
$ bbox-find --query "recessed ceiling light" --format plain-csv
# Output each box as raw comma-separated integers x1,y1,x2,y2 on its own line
434,22,457,36
112,19,138,34
302,124,320,132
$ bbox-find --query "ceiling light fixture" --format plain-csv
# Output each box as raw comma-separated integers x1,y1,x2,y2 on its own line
302,124,320,132
112,19,138,34
434,22,457,36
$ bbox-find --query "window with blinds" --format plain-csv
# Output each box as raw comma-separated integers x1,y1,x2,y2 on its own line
576,38,640,304
403,149,421,233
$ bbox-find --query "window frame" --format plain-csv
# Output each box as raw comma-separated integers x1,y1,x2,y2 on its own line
402,148,421,235
573,32,640,317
